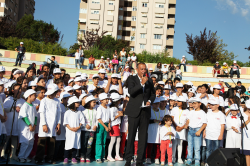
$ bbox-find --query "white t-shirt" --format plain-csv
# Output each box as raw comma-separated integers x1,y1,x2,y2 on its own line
196,93,209,106
176,69,182,75
208,94,225,107
172,92,188,102
120,51,126,56
87,84,100,93
187,109,207,128
75,52,80,59
110,107,121,127
131,56,137,61
96,105,110,123
205,110,226,140
122,71,130,82
82,108,98,131
160,125,176,140
162,67,168,73
181,59,186,64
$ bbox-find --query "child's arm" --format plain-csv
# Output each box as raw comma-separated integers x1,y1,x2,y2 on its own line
118,79,123,95
104,78,111,93
98,119,109,131
195,123,207,136
218,124,225,140
66,124,75,132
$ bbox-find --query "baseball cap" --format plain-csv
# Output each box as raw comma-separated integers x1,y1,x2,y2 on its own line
219,79,224,82
0,66,5,72
153,97,160,103
125,66,129,69
160,96,167,102
64,86,74,92
192,97,201,103
59,92,71,101
53,68,61,74
23,89,36,99
110,93,121,102
20,42,24,44
114,56,117,58
13,70,24,75
68,79,74,84
150,74,158,79
75,72,82,77
230,104,239,110
101,56,104,59
185,81,193,86
164,84,171,90
158,81,165,85
81,73,88,78
45,84,59,95
207,83,211,86
163,64,167,66
213,84,221,90
67,96,80,106
107,58,110,59
74,77,83,82
188,88,196,94
73,84,81,90
169,95,176,101
233,60,237,63
208,98,220,105
28,81,37,87
177,96,186,102
79,93,90,101
216,62,219,64
92,74,100,79
98,69,106,74
111,74,118,78
99,93,109,101
223,62,227,65
85,95,97,104
182,55,185,58
149,68,153,71
176,83,184,88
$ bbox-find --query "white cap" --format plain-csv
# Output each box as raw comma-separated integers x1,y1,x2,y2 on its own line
101,56,104,59
192,86,197,91
188,88,196,94
0,66,5,72
149,68,153,71
164,84,171,90
85,95,97,104
125,66,129,69
182,55,185,58
153,97,160,103
245,100,250,109
216,61,219,64
223,62,227,65
68,79,74,84
188,97,195,103
185,81,193,86
111,74,118,78
75,72,82,77
81,76,87,81
169,95,176,101
158,81,165,85
20,42,24,44
213,84,221,90
81,73,88,78
110,93,121,102
207,83,211,86
45,84,59,95
219,79,224,82
74,77,83,82
28,81,37,87
92,74,100,79
176,83,184,88
67,96,80,106
73,84,81,90
107,58,110,59
230,104,239,110
53,68,61,74
98,69,106,74
208,98,220,105
64,86,74,92
150,74,158,79
192,97,201,103
99,93,109,101
114,56,117,58
13,70,24,75
117,74,121,79
0,80,3,85
23,89,36,99
233,60,237,63
163,64,167,66
177,96,186,102
59,92,71,101
79,93,90,101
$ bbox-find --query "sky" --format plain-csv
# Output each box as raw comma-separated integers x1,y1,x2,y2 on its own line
34,0,250,62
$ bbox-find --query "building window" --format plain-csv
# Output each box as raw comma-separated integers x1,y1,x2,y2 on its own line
142,3,147,7
92,0,100,4
153,45,161,50
132,27,136,31
156,4,164,8
140,33,145,38
119,7,123,10
91,10,99,14
154,34,162,39
132,6,137,11
79,19,86,23
0,3,5,8
119,15,123,20
90,21,99,25
132,16,136,21
79,29,86,35
117,35,122,39
9,8,12,12
142,13,147,17
118,25,122,30
155,14,164,18
141,23,146,28
80,8,87,13
108,11,113,15
107,21,113,26
154,24,163,29
140,44,145,49
130,36,135,41
108,1,114,5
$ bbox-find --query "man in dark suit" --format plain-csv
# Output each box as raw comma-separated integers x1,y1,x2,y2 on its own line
124,63,156,166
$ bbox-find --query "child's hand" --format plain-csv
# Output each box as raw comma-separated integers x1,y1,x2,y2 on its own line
232,126,235,130
86,124,91,130
234,129,239,133
195,131,201,136
57,129,61,135
43,125,48,133
16,106,20,113
56,124,60,132
33,125,36,132
108,126,111,132
105,126,109,132
126,130,128,135
29,125,33,131
218,134,223,140
36,105,39,111
203,132,206,138
93,125,97,131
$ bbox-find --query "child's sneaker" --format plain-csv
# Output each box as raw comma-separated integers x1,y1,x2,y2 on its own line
195,160,200,166
161,161,165,165
26,158,32,163
145,158,151,164
63,158,68,164
178,158,183,163
155,158,160,164
96,159,102,163
168,162,173,166
19,158,26,163
107,156,115,162
103,158,109,162
80,158,85,163
72,158,77,164
86,158,91,163
185,159,192,165
205,163,209,166
115,156,123,161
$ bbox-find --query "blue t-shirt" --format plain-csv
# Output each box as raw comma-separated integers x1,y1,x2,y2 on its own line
245,91,250,96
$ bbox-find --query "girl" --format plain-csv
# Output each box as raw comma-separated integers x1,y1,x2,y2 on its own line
173,83,188,101
171,96,189,164
18,89,37,162
163,84,172,101
155,86,163,98
209,84,225,107
160,115,176,166
28,81,37,90
62,74,70,87
167,95,176,115
204,98,225,164
87,74,100,93
105,74,123,95
185,97,207,166
187,88,196,99
26,68,35,82
145,98,164,164
107,93,123,161
225,104,241,148
35,84,61,165
242,102,250,166
73,84,82,98
63,96,85,164
95,93,111,163
68,79,74,87
80,95,98,163
78,93,89,111
35,76,46,87
160,96,169,115
98,56,106,69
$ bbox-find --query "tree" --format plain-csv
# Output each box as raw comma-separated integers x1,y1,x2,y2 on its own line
68,43,79,54
186,28,218,64
0,15,18,39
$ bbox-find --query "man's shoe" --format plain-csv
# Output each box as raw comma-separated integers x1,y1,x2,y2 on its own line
124,161,131,166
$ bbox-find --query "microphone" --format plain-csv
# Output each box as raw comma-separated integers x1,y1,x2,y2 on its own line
224,82,232,89
47,58,52,61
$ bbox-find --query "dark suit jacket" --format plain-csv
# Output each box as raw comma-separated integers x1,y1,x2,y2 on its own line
125,75,156,118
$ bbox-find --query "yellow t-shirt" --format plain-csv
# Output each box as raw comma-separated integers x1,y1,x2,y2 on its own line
222,66,229,70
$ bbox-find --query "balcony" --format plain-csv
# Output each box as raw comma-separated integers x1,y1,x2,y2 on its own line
89,24,99,30
123,7,132,11
140,17,147,23
141,0,149,2
141,7,148,13
105,26,113,32
89,14,100,20
140,28,147,34
166,39,174,46
155,0,166,3
153,28,163,34
139,39,147,44
153,18,164,24
124,16,132,21
107,5,114,11
155,8,165,14
90,4,101,10
167,29,175,35
168,8,176,14
167,18,175,25
131,21,136,26
169,0,176,4
152,39,162,45
106,15,114,21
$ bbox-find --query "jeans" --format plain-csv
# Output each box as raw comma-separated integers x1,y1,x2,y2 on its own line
80,57,84,64
54,140,65,160
179,64,186,72
88,64,94,70
75,59,81,69
201,146,206,163
64,148,77,159
187,127,202,163
230,69,240,78
205,139,220,162
15,54,23,66
176,74,182,80
81,131,95,159
113,64,119,73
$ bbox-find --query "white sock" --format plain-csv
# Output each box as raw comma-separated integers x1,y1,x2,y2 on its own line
108,137,116,157
116,137,121,157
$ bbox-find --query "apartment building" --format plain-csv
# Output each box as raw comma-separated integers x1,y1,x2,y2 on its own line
78,0,176,57
0,0,35,24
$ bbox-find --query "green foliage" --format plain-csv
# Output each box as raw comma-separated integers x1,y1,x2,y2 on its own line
68,43,79,54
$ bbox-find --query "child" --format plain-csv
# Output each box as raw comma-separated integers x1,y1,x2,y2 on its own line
204,98,225,164
173,83,188,101
54,92,71,162
226,104,241,148
160,96,169,115
112,56,119,73
28,81,37,90
107,93,123,161
171,96,189,164
121,66,131,83
0,87,7,163
95,93,111,163
145,98,164,164
35,84,61,164
63,96,85,164
98,56,106,69
46,68,62,86
160,115,176,166
222,62,229,75
68,79,74,87
105,74,123,95
73,85,82,98
80,95,98,163
35,75,46,87
185,97,207,166
163,84,172,101
0,66,8,84
87,74,100,93
105,58,111,73
176,66,182,80
18,89,37,162
148,68,153,77
64,86,74,96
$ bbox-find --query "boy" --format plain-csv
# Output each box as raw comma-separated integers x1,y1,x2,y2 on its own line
121,66,131,83
46,68,62,86
176,66,182,80
87,74,101,93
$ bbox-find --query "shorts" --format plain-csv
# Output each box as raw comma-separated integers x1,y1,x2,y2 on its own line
110,125,120,137
214,70,221,74
0,134,7,146
241,150,250,155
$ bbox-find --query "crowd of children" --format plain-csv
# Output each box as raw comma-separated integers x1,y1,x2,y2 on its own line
0,64,250,166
